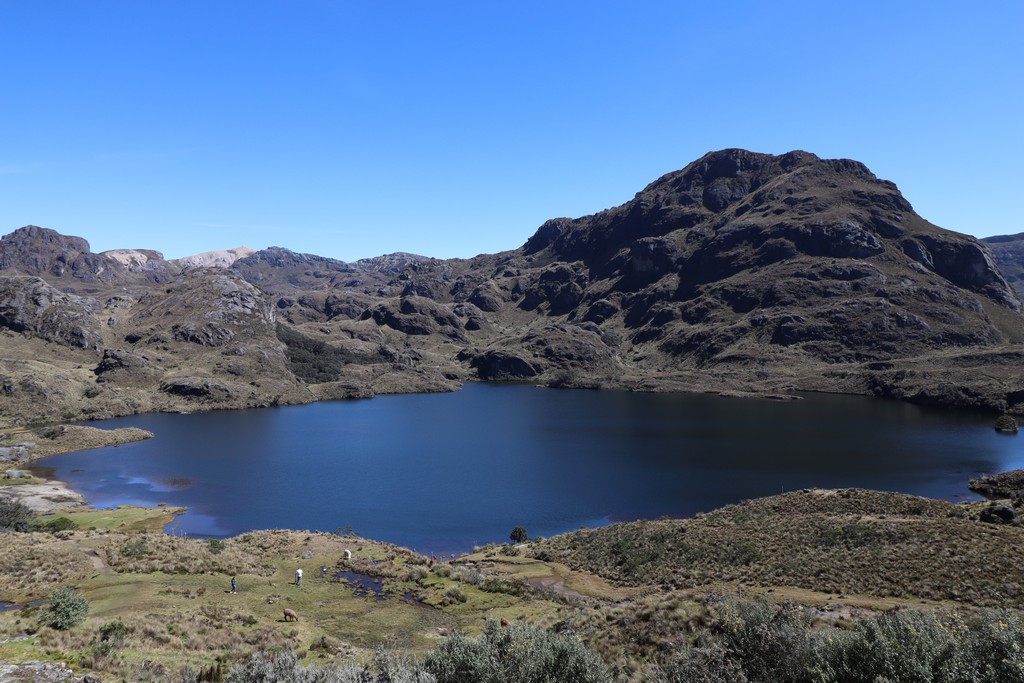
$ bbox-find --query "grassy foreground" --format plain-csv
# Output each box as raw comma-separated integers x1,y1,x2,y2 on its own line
2,487,1023,682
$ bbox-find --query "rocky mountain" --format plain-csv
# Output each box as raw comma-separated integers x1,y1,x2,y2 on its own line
982,232,1024,299
2,149,1024,427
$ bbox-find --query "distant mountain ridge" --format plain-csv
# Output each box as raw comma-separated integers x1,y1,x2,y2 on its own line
982,232,1024,299
2,148,1023,427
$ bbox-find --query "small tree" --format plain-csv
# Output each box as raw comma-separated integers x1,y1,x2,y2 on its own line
39,587,90,630
510,527,528,544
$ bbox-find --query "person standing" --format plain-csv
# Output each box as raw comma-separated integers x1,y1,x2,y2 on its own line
231,576,237,594
296,568,303,587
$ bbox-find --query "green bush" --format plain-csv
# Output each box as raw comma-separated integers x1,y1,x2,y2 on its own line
649,642,748,683
276,323,374,384
35,516,78,533
425,619,611,683
226,649,436,682
0,498,32,532
651,600,1024,683
952,610,1024,681
510,527,529,544
818,609,955,683
39,587,90,630
708,599,815,683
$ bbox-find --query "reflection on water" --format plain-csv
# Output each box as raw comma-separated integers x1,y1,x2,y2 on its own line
34,384,1022,554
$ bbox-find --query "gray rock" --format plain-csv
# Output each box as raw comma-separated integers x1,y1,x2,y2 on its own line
980,505,1016,524
0,446,29,462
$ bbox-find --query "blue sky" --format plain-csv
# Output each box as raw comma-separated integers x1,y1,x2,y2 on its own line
1,1,1021,261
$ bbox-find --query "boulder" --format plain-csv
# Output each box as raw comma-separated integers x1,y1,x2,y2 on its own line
995,414,1019,434
980,505,1016,524
0,446,31,462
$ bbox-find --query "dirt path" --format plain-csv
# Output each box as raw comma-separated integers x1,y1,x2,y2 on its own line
72,540,111,576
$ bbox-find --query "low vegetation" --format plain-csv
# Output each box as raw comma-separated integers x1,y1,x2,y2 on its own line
2,487,1024,681
277,323,381,383
647,597,1024,683
226,621,610,683
536,488,1022,607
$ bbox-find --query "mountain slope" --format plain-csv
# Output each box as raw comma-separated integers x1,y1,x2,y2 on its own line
982,232,1024,299
2,149,1024,427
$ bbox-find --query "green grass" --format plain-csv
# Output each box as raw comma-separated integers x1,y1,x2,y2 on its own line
0,528,564,680
5,488,1024,681
37,506,186,534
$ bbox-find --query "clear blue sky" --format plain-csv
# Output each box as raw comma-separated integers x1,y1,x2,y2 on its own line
1,1,1020,261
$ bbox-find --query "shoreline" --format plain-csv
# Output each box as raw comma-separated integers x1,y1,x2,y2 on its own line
2,386,1011,540
0,425,155,516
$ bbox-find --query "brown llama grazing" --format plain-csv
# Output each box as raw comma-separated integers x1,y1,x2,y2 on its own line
283,608,299,622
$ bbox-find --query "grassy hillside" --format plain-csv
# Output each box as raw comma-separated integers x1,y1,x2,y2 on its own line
533,489,1021,607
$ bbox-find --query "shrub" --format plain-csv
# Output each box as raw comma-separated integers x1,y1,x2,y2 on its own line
818,609,955,683
402,566,429,582
35,516,78,533
226,649,435,683
451,566,485,585
99,619,130,647
649,642,748,683
952,609,1024,681
39,586,90,630
87,619,130,663
510,527,529,544
707,599,815,683
426,619,611,683
276,323,375,384
442,586,467,604
0,498,32,532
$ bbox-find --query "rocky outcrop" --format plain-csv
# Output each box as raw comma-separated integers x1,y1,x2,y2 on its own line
979,504,1017,524
175,246,256,269
995,414,1019,433
460,323,618,381
361,296,468,341
969,470,1024,499
0,276,103,349
101,248,167,271
982,232,1024,298
126,269,277,348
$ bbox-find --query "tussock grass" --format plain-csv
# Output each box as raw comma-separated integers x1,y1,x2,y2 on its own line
536,489,1023,607
0,532,92,600
100,534,278,576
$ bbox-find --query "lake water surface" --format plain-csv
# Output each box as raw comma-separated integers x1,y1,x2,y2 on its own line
34,384,1023,554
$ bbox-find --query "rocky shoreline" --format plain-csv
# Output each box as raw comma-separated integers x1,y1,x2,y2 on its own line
0,425,153,514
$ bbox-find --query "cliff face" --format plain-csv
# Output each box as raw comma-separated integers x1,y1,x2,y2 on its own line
983,233,1024,299
2,149,1024,427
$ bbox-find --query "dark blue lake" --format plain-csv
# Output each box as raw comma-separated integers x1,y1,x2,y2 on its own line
33,383,1023,554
